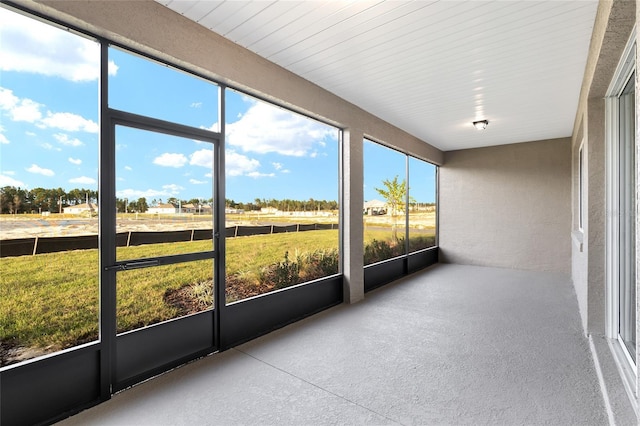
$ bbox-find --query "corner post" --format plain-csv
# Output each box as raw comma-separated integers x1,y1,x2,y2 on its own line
342,128,364,303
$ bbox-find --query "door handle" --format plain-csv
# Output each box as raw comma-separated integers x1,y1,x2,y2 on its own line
104,259,160,271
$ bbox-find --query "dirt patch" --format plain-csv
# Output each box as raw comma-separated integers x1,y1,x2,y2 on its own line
0,212,435,239
163,275,278,309
225,275,275,303
0,339,59,367
164,286,206,316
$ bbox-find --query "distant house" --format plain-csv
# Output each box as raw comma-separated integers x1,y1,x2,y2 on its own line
180,203,212,214
63,203,98,214
363,199,387,216
181,203,196,213
148,203,178,214
225,207,244,214
260,207,278,214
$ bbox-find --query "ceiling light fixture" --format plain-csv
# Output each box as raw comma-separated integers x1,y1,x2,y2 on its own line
473,120,489,130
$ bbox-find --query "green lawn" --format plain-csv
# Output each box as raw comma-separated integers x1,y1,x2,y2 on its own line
0,230,340,359
0,227,434,364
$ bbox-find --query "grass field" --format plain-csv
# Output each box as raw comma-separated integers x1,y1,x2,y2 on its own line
1,225,434,365
0,230,340,363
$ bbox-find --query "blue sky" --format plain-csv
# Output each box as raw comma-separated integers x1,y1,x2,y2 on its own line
0,6,435,205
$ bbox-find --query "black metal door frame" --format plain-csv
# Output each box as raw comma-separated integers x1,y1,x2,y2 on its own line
101,108,223,392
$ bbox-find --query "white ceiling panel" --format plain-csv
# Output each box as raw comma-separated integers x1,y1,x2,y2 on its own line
240,2,332,49
160,1,199,16
198,1,266,33
157,0,599,151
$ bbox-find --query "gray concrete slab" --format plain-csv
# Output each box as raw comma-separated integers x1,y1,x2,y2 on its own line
59,264,607,425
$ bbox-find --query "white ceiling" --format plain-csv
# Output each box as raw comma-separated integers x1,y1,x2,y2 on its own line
156,0,598,151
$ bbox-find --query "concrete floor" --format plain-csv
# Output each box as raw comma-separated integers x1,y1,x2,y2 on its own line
59,264,607,425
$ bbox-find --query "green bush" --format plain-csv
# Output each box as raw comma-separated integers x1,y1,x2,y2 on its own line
364,239,402,265
408,235,436,251
188,280,214,309
299,248,339,281
259,251,300,289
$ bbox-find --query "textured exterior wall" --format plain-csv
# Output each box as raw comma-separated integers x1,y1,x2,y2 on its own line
570,0,636,337
569,0,638,422
439,138,571,275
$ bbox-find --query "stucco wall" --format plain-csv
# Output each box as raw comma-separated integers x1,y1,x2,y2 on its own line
567,1,638,419
570,0,636,338
439,138,571,275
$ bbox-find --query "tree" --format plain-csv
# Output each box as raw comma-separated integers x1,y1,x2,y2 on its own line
116,198,127,213
374,175,407,242
0,186,29,214
1,186,15,214
133,197,148,213
30,187,49,212
12,194,22,215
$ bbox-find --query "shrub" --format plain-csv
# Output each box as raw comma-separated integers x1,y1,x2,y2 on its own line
188,280,214,309
408,235,436,251
259,251,300,289
299,248,339,281
225,271,272,303
364,239,397,264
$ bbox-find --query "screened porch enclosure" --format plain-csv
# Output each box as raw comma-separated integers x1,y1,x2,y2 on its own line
1,0,638,424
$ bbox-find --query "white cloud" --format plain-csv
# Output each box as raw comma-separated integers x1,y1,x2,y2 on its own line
190,102,202,108
0,125,8,144
0,8,117,82
189,149,213,168
247,171,275,178
68,157,82,165
0,88,98,133
0,88,17,110
26,164,54,176
55,133,84,147
189,178,207,184
162,184,184,194
108,61,118,77
3,171,15,175
0,87,42,122
226,101,335,156
40,112,98,133
12,98,42,122
0,174,25,187
69,176,96,184
124,166,132,171
41,142,61,151
226,149,260,177
202,122,219,132
153,153,188,168
271,162,290,173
